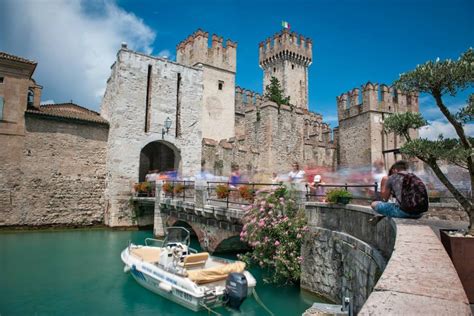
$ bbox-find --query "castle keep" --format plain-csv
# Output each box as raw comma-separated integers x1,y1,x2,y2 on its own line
0,27,418,227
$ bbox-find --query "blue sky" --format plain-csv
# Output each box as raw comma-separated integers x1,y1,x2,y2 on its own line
1,0,472,136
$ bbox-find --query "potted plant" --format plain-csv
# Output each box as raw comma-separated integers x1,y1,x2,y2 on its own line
440,230,474,303
428,190,441,203
384,48,473,302
239,185,255,202
162,182,174,195
216,184,230,199
174,183,185,195
326,188,352,204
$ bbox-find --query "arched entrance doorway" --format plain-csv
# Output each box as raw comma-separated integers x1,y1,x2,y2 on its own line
139,141,180,181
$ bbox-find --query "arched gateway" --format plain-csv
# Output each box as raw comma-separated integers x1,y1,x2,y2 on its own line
139,141,181,181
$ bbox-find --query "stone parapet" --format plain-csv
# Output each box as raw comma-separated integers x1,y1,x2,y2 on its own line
259,29,312,67
176,29,236,72
337,82,419,122
302,203,471,315
359,222,471,315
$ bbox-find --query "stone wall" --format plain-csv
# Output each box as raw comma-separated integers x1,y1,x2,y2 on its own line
301,203,394,313
202,101,336,178
201,66,235,140
338,112,372,167
0,115,108,227
101,49,203,227
336,83,419,169
302,203,471,315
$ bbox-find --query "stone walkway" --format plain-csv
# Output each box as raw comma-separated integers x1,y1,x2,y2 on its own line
359,222,471,315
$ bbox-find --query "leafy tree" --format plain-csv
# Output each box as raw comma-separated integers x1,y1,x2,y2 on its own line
264,77,290,114
384,48,474,234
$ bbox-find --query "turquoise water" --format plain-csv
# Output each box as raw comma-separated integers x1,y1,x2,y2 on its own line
0,230,323,315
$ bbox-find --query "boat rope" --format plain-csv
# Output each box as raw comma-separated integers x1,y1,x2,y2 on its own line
252,288,274,316
200,303,221,316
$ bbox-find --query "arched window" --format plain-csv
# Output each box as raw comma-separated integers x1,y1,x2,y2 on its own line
27,89,34,107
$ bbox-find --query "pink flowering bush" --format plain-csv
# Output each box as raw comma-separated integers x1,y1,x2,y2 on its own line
238,185,308,284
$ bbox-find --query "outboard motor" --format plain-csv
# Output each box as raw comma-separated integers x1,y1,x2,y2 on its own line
225,272,248,310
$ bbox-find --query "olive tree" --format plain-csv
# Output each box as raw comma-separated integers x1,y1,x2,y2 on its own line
384,48,473,234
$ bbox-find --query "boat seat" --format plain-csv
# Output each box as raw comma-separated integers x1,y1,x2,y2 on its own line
130,247,161,264
179,252,209,268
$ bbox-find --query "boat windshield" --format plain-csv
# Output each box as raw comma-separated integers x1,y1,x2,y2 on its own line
163,227,190,246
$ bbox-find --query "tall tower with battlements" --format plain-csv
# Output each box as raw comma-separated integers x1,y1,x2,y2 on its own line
336,82,419,169
259,29,312,110
177,29,237,140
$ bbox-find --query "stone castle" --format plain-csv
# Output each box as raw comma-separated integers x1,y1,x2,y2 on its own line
0,28,418,227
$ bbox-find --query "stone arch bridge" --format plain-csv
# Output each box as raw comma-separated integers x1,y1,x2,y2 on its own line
134,183,248,253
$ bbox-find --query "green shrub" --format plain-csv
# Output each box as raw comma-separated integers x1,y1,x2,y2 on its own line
326,188,352,204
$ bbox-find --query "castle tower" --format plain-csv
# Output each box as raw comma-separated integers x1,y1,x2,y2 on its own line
336,82,419,169
176,29,237,140
259,29,312,109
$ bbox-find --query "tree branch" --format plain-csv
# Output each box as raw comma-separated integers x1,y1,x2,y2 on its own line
433,91,474,201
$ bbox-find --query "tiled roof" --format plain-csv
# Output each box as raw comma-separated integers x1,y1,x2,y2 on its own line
0,51,37,65
26,103,109,125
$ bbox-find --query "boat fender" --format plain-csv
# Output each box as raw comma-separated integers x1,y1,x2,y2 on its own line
159,282,173,293
225,272,248,310
123,265,131,273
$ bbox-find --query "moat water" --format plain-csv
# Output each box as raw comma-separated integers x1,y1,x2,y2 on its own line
0,229,325,315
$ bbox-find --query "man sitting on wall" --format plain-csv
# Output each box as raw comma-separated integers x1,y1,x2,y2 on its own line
370,160,429,223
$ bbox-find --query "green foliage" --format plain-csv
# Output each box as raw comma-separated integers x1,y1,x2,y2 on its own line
239,186,307,284
455,94,474,124
384,112,428,140
264,77,290,113
389,48,473,233
326,189,353,204
394,48,473,97
400,137,472,169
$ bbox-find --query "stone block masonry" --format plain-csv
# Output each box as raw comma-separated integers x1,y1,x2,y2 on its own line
101,48,203,227
0,116,108,227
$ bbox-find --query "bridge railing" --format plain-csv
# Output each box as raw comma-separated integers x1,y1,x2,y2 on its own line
132,181,156,197
162,180,195,201
206,181,284,208
305,182,378,204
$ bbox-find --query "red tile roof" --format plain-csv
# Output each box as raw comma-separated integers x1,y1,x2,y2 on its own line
0,51,37,65
26,103,109,125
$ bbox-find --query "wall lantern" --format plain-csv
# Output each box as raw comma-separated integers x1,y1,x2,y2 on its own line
162,117,172,139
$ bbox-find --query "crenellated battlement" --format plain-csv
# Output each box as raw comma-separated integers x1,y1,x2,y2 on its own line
337,82,419,121
235,86,263,112
258,29,312,67
176,29,237,72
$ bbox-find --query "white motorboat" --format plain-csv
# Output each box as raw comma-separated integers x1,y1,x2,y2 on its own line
121,227,257,311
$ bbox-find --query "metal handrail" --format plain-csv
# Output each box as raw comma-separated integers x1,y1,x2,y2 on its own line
206,181,284,208
163,180,195,201
145,238,164,247
305,182,378,201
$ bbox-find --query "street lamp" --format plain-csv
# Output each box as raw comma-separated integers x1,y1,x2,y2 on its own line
162,117,172,139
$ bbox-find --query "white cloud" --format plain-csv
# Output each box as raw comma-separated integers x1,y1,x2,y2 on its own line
40,100,55,105
420,120,474,140
0,0,155,111
157,49,172,59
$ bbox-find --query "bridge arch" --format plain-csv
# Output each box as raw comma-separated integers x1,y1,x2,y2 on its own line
213,235,248,254
139,140,181,182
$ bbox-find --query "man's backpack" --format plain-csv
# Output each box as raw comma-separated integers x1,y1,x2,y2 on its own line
398,173,429,213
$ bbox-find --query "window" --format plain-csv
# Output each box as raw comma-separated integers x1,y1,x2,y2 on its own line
292,64,295,70
273,67,276,73
0,77,4,84
27,89,34,107
0,97,4,120
218,80,224,90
